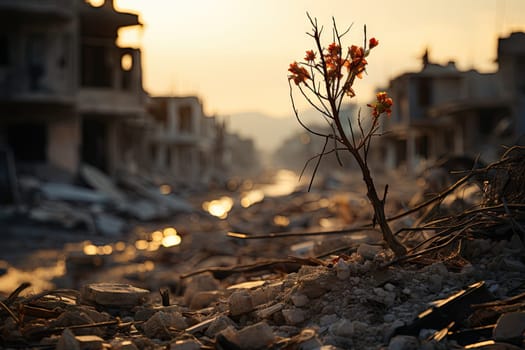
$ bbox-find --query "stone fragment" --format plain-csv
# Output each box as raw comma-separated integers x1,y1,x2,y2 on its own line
493,312,525,344
335,259,350,280
329,319,354,338
228,289,254,316
297,273,333,299
357,243,383,260
294,328,322,350
291,294,309,307
320,314,339,327
237,321,276,349
205,315,237,338
384,283,396,292
256,302,284,319
216,326,241,348
75,335,104,350
56,328,80,350
170,339,201,350
388,335,419,350
111,340,139,350
143,311,187,339
250,282,283,306
189,290,220,310
183,273,220,305
81,283,149,307
51,310,104,336
282,308,306,325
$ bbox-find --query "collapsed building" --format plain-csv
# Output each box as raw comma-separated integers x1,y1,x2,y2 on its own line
0,0,147,183
377,32,525,175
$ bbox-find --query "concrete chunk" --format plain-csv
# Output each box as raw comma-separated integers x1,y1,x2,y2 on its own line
282,308,306,325
81,283,149,307
228,289,254,316
493,312,525,343
75,335,104,350
237,321,275,349
143,311,188,339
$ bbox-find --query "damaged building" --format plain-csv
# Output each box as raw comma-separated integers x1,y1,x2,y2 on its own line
146,96,226,187
378,32,525,175
0,0,147,184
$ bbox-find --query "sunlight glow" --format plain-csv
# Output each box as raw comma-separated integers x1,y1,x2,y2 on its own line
159,184,172,195
162,234,182,248
240,189,265,208
203,196,234,219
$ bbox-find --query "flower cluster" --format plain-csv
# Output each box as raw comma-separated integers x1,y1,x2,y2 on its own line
367,91,393,117
288,37,380,97
288,61,310,85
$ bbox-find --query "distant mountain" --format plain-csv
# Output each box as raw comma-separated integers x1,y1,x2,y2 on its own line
225,112,302,153
225,105,358,153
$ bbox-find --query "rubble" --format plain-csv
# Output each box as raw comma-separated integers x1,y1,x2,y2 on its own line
1,149,524,349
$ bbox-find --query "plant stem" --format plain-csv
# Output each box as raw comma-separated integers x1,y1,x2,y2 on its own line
330,99,406,257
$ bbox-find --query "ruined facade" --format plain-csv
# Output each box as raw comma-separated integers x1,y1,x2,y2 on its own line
0,0,147,180
147,96,225,186
379,33,525,175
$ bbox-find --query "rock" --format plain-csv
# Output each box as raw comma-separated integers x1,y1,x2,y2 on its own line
357,243,383,260
383,314,396,323
170,339,202,350
51,310,104,337
40,182,109,203
111,340,139,350
320,314,339,327
329,319,354,338
189,290,220,310
249,282,283,306
237,321,275,349
81,283,150,308
493,312,525,344
205,315,237,338
384,283,396,292
426,274,443,293
282,308,306,325
228,289,254,316
256,302,285,319
56,328,80,350
143,311,187,339
297,270,335,298
294,328,322,350
183,273,220,305
335,259,350,280
75,335,105,350
291,294,309,307
388,335,419,350
216,326,241,348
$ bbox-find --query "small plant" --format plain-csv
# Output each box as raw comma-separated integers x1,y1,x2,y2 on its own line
288,14,407,257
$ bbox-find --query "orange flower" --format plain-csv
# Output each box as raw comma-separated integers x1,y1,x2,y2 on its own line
347,45,367,78
367,91,393,117
327,42,341,57
349,45,364,60
304,50,316,62
369,37,379,49
288,61,311,85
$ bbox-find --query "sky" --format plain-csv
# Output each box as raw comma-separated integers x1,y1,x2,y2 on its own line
112,0,525,119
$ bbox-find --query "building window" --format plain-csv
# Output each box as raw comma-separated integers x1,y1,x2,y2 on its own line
178,105,192,133
418,77,432,107
26,34,47,91
517,55,525,94
81,44,112,87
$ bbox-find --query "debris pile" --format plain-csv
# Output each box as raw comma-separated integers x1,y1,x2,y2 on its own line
0,147,524,349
